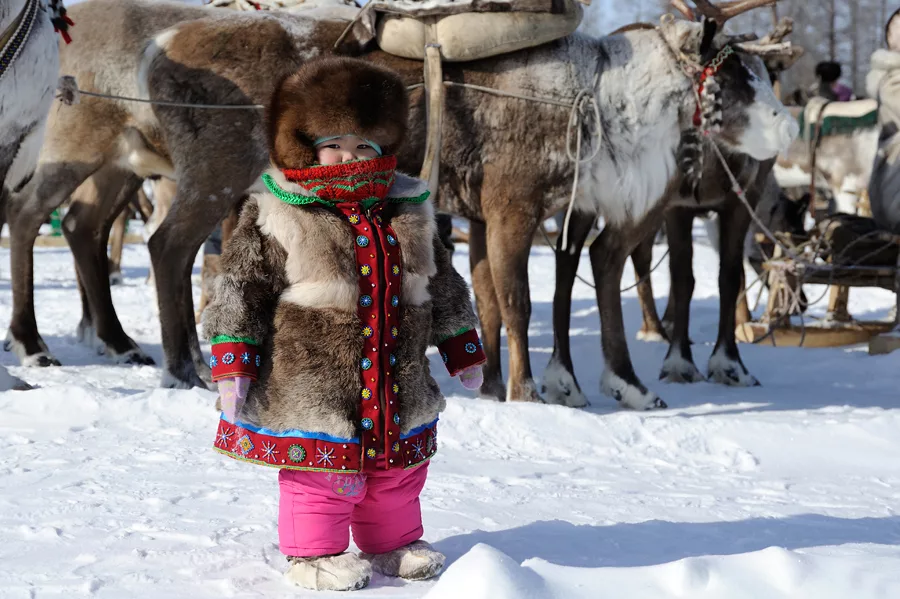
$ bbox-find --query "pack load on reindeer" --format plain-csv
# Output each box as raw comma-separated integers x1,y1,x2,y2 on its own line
362,0,586,62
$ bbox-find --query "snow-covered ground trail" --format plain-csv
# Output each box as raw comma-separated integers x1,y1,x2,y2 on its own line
2,228,900,598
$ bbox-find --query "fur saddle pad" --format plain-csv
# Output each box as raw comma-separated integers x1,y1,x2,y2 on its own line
373,0,583,62
799,97,879,140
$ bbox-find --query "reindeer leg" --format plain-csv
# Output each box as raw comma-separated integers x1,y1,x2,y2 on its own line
468,220,505,401
133,186,153,224
633,232,669,343
149,178,239,389
6,162,100,366
196,199,242,324
660,208,706,383
708,202,759,387
65,166,155,365
542,210,594,408
108,205,128,286
486,212,544,403
592,213,668,410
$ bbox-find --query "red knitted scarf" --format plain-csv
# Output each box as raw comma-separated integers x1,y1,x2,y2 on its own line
282,156,397,204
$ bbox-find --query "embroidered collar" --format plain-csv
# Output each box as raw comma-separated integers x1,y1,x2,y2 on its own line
261,156,430,210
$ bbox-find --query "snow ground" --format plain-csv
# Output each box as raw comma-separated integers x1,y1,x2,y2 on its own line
1,225,899,598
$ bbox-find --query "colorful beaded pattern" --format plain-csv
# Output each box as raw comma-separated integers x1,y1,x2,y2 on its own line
213,417,437,472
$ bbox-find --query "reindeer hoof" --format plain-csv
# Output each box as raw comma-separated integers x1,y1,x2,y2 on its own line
659,354,706,384
478,378,506,402
541,357,589,408
636,329,668,343
707,350,759,387
507,380,546,404
600,370,666,410
117,350,155,366
34,355,61,368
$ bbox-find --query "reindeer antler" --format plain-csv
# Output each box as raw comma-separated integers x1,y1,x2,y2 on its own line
670,0,779,25
735,16,800,62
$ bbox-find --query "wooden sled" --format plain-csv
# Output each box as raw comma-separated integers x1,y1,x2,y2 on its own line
738,218,900,354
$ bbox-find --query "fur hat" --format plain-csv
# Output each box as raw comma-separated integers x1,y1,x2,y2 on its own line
267,57,409,169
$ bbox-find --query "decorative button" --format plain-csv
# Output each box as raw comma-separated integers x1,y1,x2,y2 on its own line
361,418,374,430
392,265,400,276
362,326,374,338
348,214,360,224
288,444,307,463
356,235,370,247
361,388,372,400
391,326,399,339
392,383,400,394
391,295,399,307
386,234,397,246
360,295,373,308
389,354,397,366
361,358,373,370
393,413,400,425
360,264,372,276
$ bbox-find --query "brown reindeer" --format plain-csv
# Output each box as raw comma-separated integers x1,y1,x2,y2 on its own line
11,0,795,402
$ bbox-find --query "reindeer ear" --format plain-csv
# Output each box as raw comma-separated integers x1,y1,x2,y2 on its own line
699,18,719,59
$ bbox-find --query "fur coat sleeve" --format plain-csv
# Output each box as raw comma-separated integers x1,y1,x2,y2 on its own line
202,199,287,380
427,235,486,376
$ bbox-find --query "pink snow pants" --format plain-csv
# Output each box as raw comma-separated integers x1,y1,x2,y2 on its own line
278,459,429,557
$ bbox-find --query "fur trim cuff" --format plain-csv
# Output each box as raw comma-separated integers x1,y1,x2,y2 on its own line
210,341,261,381
437,329,486,377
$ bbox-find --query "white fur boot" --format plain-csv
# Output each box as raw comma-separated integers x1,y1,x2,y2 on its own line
360,540,446,581
284,553,372,591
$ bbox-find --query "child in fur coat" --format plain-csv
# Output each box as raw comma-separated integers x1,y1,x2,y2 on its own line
202,57,486,591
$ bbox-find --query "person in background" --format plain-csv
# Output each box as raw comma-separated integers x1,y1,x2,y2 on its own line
814,61,855,102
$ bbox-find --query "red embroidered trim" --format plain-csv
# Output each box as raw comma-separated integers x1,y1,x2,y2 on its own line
210,341,261,381
438,329,487,377
212,418,437,472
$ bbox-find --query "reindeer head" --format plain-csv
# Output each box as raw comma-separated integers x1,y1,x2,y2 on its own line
666,0,799,162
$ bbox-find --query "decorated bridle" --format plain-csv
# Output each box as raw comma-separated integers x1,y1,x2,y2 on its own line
49,0,74,45
692,44,734,134
678,42,737,199
0,0,73,83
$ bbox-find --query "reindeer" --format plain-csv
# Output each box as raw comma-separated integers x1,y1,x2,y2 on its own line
0,0,71,389
542,8,803,407
775,99,880,216
11,0,795,402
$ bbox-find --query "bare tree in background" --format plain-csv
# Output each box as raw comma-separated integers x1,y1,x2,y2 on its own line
580,0,889,101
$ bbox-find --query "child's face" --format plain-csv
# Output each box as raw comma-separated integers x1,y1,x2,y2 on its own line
315,135,380,165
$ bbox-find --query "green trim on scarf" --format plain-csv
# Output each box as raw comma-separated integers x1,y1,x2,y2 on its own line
263,173,431,208
437,327,473,345
387,191,431,205
211,335,260,346
261,173,333,207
